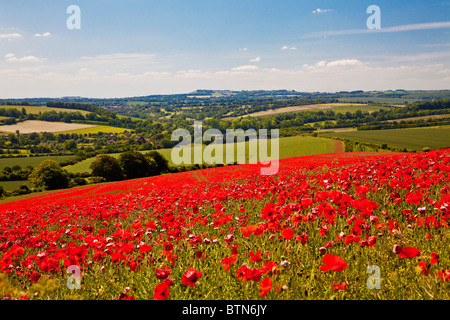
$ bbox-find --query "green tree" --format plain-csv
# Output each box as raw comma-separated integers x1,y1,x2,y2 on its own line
145,150,169,175
119,150,157,179
28,160,69,190
90,154,124,182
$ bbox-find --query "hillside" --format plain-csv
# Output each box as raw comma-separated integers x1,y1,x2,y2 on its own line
0,149,448,301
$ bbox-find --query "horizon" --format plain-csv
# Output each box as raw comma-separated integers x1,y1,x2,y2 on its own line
0,0,449,98
4,88,450,101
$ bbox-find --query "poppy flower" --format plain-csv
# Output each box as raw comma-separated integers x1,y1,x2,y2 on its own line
418,261,429,276
397,247,421,258
333,282,348,291
29,271,41,283
220,256,237,271
430,252,439,265
182,268,202,287
319,254,348,272
260,278,272,298
155,268,170,280
153,283,169,300
281,227,294,240
250,251,263,263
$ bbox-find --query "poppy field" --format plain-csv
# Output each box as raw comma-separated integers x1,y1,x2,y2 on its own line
0,150,449,300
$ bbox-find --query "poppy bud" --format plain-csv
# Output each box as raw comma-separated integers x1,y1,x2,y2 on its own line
393,244,402,254
319,247,326,255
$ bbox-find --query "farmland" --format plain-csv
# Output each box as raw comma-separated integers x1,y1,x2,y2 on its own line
65,136,344,173
0,155,74,170
0,149,448,300
0,105,91,115
0,120,96,134
320,127,450,151
223,103,377,120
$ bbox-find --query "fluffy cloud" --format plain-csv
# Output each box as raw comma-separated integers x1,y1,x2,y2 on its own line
281,46,297,50
249,57,261,63
5,53,45,63
0,33,22,40
303,59,363,69
34,32,51,37
312,8,331,13
231,65,259,71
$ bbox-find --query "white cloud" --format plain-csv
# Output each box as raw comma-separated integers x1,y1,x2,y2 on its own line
0,33,23,40
306,21,450,38
281,46,297,50
238,48,248,51
249,56,261,63
312,8,331,13
231,65,259,71
5,53,45,63
303,59,363,70
34,32,51,37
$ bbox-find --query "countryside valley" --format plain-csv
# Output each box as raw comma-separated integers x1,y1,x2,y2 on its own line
0,89,448,200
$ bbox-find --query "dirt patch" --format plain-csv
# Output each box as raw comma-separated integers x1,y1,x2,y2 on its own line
0,120,96,133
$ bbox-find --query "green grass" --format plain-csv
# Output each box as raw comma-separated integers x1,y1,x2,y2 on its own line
0,105,91,115
0,155,75,169
0,180,32,191
57,125,132,134
320,127,450,151
66,136,343,173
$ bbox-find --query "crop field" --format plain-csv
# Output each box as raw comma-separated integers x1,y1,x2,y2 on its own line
0,105,91,115
320,127,450,151
0,121,96,134
57,125,131,135
0,155,75,170
386,114,450,122
223,103,389,120
0,149,448,300
65,136,344,173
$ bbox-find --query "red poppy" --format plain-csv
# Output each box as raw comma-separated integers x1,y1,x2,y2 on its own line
319,254,348,272
260,278,272,298
153,283,169,300
155,268,170,280
29,271,40,283
250,251,263,263
430,252,439,265
418,261,429,276
281,227,294,240
182,268,202,287
397,247,421,258
333,282,348,291
220,256,237,271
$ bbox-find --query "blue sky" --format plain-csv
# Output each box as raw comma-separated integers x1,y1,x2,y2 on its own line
0,0,449,98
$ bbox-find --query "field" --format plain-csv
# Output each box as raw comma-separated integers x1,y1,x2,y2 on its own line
0,105,91,115
0,180,32,191
223,103,387,120
57,125,131,135
65,136,344,173
321,127,450,151
0,155,74,170
0,120,96,134
0,149,448,301
386,114,450,122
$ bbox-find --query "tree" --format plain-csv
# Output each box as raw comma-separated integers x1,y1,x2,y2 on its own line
90,154,124,182
28,160,69,190
145,150,169,175
119,150,157,179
